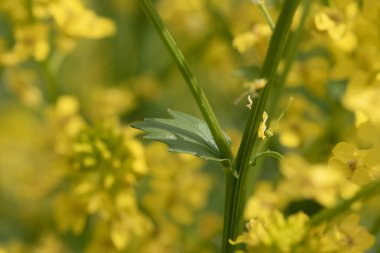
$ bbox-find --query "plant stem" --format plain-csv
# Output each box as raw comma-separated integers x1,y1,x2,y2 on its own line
309,180,380,226
258,2,275,31
270,0,312,113
357,0,364,10
251,150,285,167
370,214,380,235
41,60,58,104
139,0,233,163
222,0,300,252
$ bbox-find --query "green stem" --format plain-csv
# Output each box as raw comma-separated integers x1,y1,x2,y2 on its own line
357,0,364,10
247,1,311,195
41,60,58,104
322,0,332,6
271,0,312,109
139,0,233,163
258,2,275,31
370,214,380,235
251,150,285,166
309,180,380,226
222,0,300,252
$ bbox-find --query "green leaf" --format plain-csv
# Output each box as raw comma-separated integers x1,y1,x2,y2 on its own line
131,109,232,163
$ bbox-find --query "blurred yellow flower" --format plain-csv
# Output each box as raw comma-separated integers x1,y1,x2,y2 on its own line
279,154,343,207
54,193,88,235
233,24,271,53
143,143,212,225
333,214,375,252
329,142,380,185
300,214,374,253
158,0,209,39
343,81,380,127
287,57,329,97
317,214,374,253
244,181,287,219
46,96,86,155
82,86,137,120
232,210,309,253
314,5,358,53
3,68,42,107
277,96,323,148
35,0,116,39
1,23,49,66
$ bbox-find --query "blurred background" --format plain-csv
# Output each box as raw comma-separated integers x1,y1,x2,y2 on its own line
1,0,380,252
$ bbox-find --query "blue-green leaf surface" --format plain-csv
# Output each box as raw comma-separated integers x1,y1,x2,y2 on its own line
131,109,231,163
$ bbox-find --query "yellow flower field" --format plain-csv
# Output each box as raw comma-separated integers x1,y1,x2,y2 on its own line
1,0,380,252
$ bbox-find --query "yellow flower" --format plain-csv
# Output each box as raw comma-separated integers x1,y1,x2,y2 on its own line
277,96,322,148
143,143,212,225
244,181,287,219
82,86,137,120
46,96,86,155
0,105,64,200
233,24,271,53
35,0,116,39
313,5,358,53
232,210,309,253
287,57,329,97
55,139,151,248
333,214,375,252
1,23,50,66
279,154,343,207
328,142,380,185
157,0,209,39
301,214,374,253
314,214,375,253
54,193,88,235
47,97,152,250
3,68,42,107
343,74,380,127
233,32,257,53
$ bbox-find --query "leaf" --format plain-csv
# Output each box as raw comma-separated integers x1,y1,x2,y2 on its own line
131,109,232,163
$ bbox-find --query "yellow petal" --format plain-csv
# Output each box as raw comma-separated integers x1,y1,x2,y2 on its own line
314,11,335,31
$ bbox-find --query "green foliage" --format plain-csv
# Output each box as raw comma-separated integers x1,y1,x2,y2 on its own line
132,109,232,163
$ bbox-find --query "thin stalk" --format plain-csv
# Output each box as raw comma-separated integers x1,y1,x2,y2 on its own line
309,180,380,226
222,0,300,252
357,0,364,10
323,0,332,6
247,2,312,192
370,214,380,235
258,2,275,31
139,0,233,162
251,150,285,167
41,60,58,104
272,0,312,107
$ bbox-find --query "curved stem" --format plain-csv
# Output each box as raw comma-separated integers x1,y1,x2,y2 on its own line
139,0,233,164
251,150,286,167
